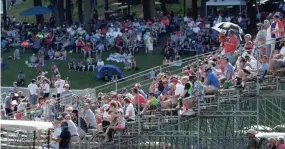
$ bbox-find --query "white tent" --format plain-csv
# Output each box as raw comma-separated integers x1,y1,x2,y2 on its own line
206,0,247,15
206,0,246,6
0,120,53,131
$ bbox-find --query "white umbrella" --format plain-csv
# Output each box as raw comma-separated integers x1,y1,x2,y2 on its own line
212,22,243,34
111,2,122,6
117,5,129,10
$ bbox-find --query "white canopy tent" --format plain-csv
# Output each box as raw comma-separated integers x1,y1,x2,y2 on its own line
0,120,53,131
206,0,247,15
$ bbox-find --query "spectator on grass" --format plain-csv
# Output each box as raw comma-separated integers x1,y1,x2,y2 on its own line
17,71,25,86
13,49,20,60
30,54,38,66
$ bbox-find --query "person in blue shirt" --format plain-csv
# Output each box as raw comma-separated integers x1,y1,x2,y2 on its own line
204,67,220,93
223,57,235,81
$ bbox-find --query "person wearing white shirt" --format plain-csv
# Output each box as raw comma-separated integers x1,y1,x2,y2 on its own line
97,59,104,68
174,81,184,96
54,75,65,98
65,115,80,143
123,98,136,121
42,120,62,149
28,79,39,107
43,79,50,98
264,20,273,57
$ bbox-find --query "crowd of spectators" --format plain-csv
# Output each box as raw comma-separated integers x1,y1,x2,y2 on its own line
2,5,285,149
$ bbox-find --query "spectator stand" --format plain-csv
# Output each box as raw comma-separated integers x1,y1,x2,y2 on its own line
2,48,285,149
0,120,53,149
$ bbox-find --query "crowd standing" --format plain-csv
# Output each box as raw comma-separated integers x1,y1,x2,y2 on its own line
2,5,285,149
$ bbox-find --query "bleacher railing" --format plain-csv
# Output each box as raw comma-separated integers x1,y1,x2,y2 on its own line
5,51,216,120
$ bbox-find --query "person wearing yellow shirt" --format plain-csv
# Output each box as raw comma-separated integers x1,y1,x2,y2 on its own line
140,93,159,114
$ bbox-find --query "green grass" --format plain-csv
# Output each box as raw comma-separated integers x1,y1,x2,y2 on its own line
1,48,169,89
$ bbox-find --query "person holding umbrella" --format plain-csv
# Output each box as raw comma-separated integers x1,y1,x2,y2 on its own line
224,29,239,66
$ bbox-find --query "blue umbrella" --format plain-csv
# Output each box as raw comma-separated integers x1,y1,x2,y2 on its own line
20,6,52,16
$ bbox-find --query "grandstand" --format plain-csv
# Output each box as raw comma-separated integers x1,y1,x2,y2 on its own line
1,51,285,149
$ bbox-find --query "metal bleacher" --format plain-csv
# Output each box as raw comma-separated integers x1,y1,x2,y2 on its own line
2,50,285,149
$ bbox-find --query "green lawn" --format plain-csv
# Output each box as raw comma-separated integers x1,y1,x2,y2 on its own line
1,48,169,89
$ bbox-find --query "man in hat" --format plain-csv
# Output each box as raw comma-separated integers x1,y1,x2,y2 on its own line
255,23,266,56
246,129,259,149
272,14,284,54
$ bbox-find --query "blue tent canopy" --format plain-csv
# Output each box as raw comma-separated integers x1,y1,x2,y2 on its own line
20,6,52,16
96,65,124,80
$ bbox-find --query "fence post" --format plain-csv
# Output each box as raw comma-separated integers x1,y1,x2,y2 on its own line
159,66,162,73
115,79,118,92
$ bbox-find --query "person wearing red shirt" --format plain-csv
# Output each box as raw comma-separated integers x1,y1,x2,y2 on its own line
132,88,146,110
272,14,284,54
224,30,239,65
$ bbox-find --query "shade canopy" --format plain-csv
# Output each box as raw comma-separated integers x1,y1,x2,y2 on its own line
206,0,246,6
20,6,52,16
0,120,53,131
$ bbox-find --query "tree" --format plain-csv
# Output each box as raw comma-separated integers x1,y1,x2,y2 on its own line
161,0,168,15
77,0,83,23
3,0,7,28
83,0,92,32
247,0,257,28
33,0,44,24
66,0,73,25
51,0,64,25
142,0,156,20
191,0,197,20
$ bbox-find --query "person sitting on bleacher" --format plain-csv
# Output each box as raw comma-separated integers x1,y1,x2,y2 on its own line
104,101,125,143
123,97,136,122
204,66,220,93
71,110,88,137
132,88,146,111
42,118,62,149
82,103,97,129
140,93,159,115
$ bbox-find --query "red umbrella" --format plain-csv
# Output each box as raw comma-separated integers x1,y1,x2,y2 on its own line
21,41,30,48
83,45,92,51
